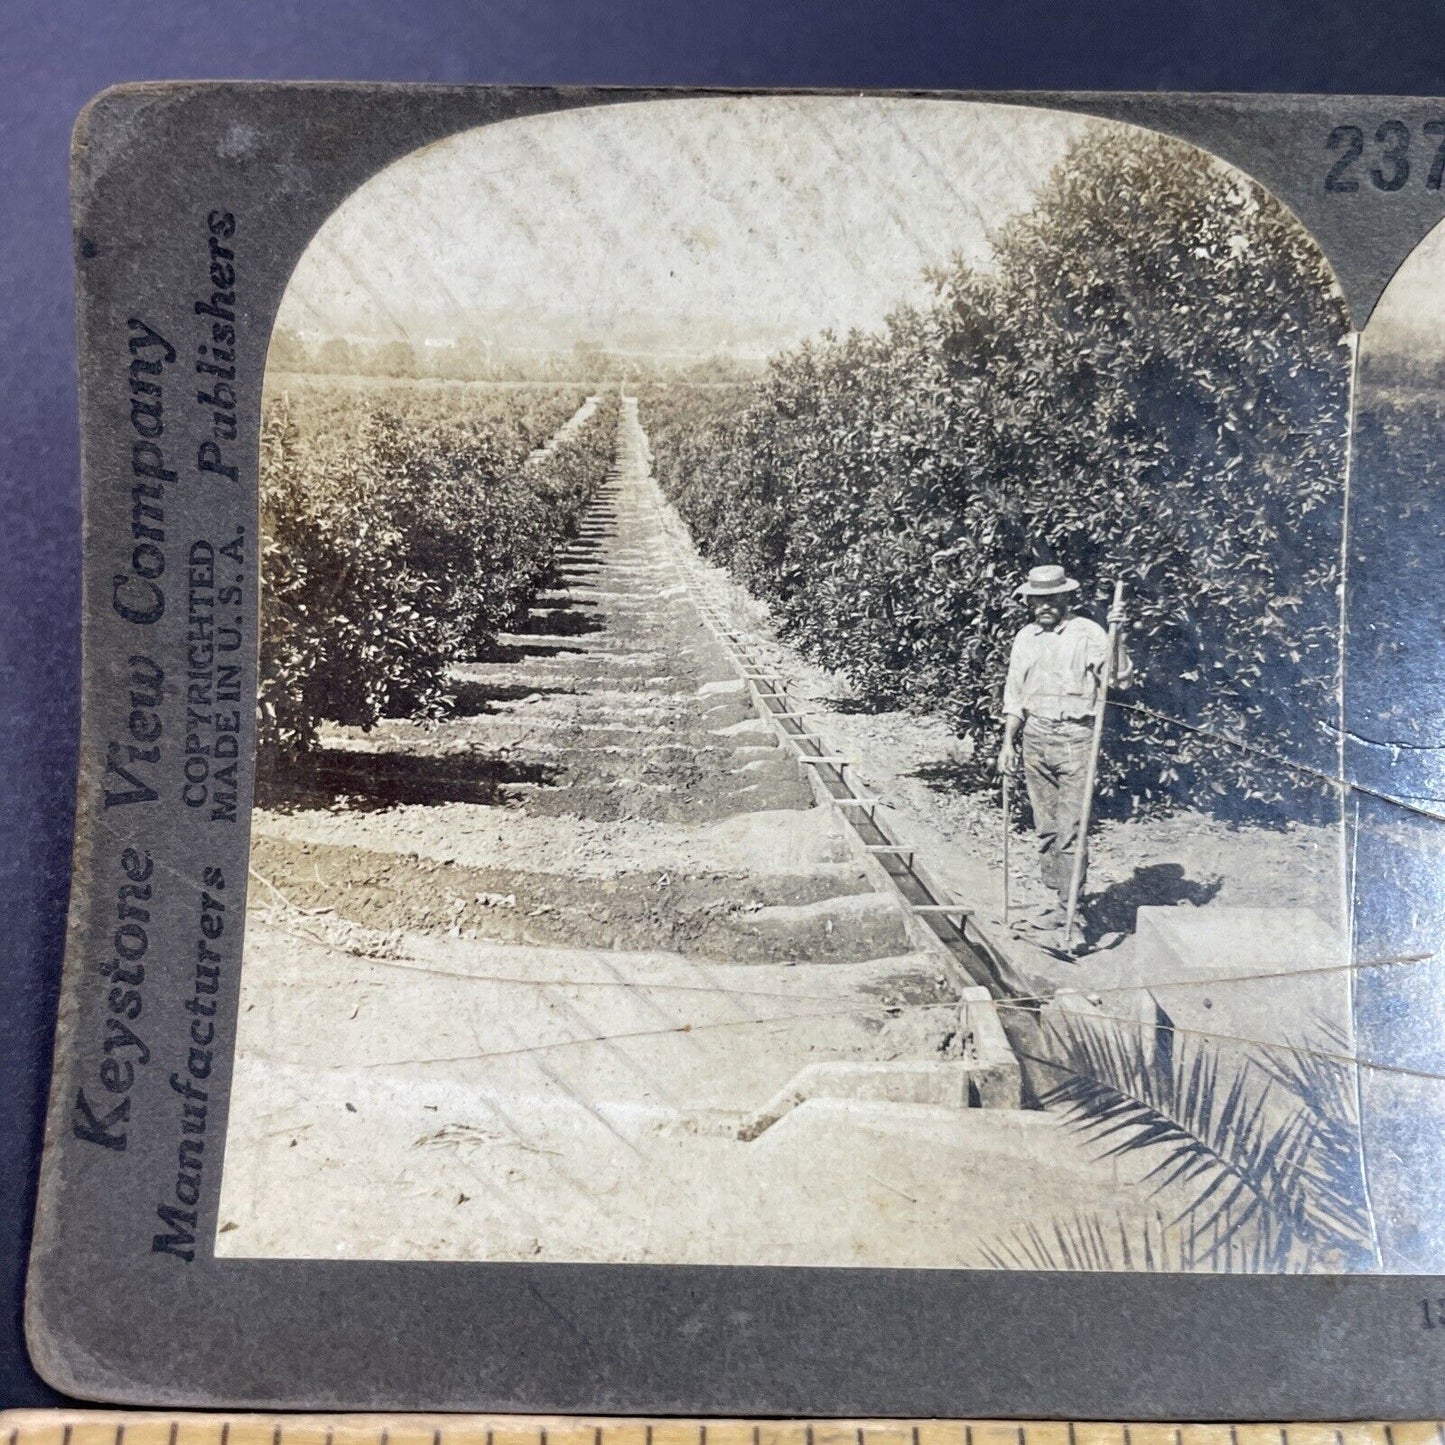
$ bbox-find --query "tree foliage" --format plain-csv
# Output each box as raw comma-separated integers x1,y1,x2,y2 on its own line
258,383,617,766
643,130,1351,817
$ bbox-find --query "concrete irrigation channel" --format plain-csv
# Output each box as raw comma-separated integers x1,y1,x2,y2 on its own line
221,396,1166,1267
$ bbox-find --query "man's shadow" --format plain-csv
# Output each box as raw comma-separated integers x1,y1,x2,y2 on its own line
1088,862,1223,938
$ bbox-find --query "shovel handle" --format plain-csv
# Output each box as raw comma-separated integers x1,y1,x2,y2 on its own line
1001,767,1011,924
1063,579,1125,942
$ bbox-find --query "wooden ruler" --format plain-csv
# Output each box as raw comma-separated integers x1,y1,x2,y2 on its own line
1,1417,1442,1445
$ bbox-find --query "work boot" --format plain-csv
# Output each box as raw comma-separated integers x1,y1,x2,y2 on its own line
1016,902,1064,936
1059,903,1093,954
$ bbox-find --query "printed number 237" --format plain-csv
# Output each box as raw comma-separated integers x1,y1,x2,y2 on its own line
1326,121,1445,193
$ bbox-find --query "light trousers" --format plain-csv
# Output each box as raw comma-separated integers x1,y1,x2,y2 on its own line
1021,717,1092,906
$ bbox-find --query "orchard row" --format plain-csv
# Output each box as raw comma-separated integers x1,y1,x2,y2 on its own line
643,130,1351,820
258,381,618,764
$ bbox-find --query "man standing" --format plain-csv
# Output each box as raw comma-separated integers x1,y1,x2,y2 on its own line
996,564,1131,943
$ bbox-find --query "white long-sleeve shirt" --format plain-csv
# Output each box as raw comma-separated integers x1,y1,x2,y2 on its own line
1003,615,1132,726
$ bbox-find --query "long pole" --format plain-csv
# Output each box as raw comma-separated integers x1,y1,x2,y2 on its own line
1063,579,1125,944
1001,769,1012,926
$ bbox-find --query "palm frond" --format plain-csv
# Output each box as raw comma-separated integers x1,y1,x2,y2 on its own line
1257,1020,1379,1267
975,1207,1321,1274
1035,1010,1373,1271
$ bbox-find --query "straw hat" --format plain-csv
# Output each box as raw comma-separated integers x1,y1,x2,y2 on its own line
1016,563,1080,597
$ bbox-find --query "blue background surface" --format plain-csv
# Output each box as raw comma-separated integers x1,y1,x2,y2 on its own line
6,0,1445,1408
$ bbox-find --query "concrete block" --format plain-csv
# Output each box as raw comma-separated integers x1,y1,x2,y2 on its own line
738,1060,973,1141
1130,904,1350,1057
1038,983,1172,1085
1043,981,1162,1035
736,992,1025,1140
1039,908,1350,1075
959,985,1023,1108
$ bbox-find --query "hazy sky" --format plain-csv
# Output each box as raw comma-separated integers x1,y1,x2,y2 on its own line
276,96,1099,360
1367,218,1445,355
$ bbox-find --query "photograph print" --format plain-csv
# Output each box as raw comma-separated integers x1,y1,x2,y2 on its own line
214,94,1407,1274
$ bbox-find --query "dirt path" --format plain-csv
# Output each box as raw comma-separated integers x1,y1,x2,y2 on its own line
221,398,1174,1267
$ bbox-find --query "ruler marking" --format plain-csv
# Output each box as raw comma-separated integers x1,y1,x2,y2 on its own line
6,1421,1445,1445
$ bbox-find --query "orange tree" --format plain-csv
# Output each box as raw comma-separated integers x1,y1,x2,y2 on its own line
644,129,1351,818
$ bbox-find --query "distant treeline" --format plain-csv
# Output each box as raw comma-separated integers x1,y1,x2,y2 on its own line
268,329,758,387
643,129,1352,819
1359,346,1445,394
